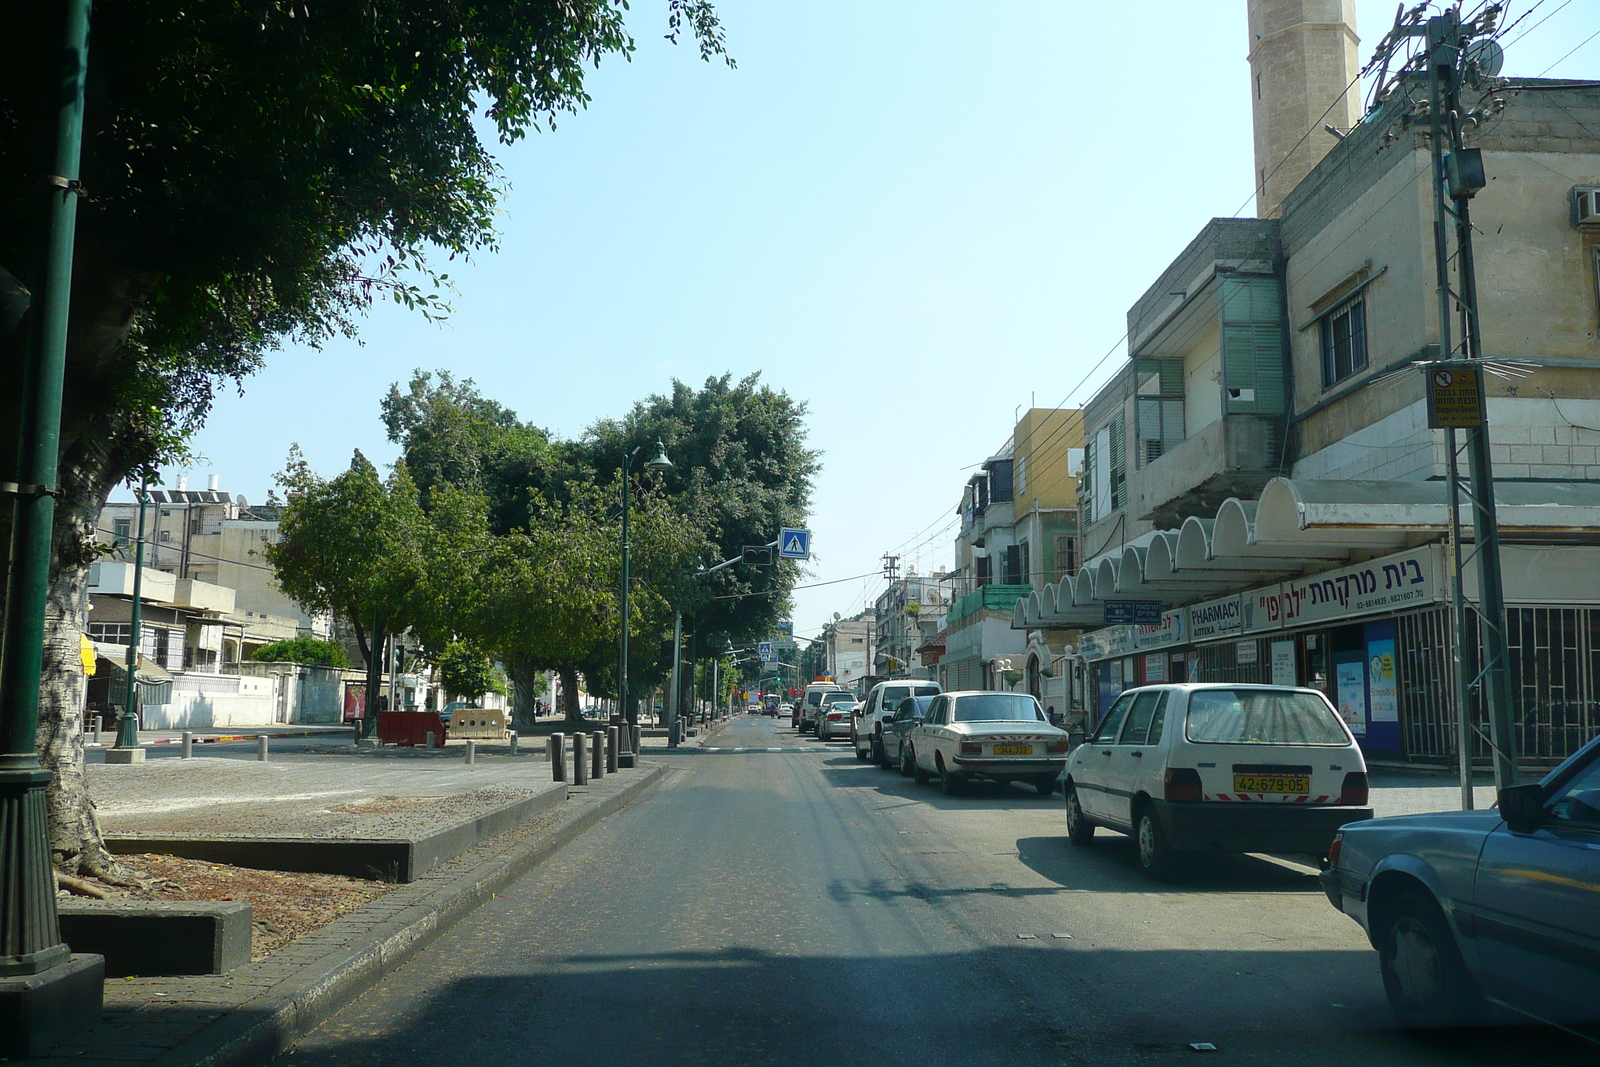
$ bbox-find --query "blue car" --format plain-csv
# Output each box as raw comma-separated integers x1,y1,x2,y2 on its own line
1321,733,1600,1029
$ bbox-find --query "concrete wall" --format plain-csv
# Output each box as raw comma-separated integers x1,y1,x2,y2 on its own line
141,673,276,729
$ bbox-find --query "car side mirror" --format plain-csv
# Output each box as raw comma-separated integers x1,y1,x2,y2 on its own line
1498,783,1546,834
912,715,924,725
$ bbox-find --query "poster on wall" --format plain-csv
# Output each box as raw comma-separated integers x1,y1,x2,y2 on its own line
1368,638,1398,723
1270,641,1296,687
1336,661,1368,736
1236,640,1259,665
1144,653,1166,683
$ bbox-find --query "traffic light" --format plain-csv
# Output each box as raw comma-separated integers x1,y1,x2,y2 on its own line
741,545,773,565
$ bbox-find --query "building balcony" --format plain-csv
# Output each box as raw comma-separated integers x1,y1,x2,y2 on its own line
1130,414,1283,528
87,561,177,604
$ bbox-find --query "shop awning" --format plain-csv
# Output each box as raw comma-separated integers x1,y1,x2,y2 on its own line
1013,477,1600,630
97,649,174,684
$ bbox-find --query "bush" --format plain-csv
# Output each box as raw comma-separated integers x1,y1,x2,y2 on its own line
251,636,351,668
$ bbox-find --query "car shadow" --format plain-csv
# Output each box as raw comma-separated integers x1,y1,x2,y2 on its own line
1013,833,1325,893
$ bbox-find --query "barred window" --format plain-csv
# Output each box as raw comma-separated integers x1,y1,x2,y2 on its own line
1320,295,1368,387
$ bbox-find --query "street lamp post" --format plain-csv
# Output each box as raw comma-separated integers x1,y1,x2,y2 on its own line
0,0,105,1048
618,441,671,728
113,481,150,750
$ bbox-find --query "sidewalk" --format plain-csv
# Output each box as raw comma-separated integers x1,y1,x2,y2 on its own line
83,724,356,749
30,756,666,1067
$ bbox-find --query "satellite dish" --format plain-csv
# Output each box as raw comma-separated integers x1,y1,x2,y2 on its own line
1466,39,1504,78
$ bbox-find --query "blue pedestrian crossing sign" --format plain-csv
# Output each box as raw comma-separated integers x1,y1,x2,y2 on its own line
778,527,811,560
758,642,775,663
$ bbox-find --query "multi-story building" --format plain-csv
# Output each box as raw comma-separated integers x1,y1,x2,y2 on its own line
822,616,873,694
941,408,1084,693
1019,1,1600,765
96,477,330,660
871,572,953,682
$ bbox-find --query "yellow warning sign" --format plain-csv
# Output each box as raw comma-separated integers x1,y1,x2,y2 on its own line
1425,363,1485,429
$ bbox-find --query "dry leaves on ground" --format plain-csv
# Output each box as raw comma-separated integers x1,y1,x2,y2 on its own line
109,853,396,960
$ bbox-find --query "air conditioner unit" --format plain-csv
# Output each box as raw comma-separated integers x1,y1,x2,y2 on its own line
1576,187,1600,228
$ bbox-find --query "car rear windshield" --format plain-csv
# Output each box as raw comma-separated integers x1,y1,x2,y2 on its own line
952,694,1044,723
1184,689,1349,746
821,692,855,704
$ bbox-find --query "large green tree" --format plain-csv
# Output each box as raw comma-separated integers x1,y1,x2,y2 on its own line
0,1,727,878
584,373,820,648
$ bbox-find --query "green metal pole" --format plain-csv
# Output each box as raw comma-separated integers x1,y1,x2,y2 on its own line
0,0,92,976
113,482,148,747
618,450,632,726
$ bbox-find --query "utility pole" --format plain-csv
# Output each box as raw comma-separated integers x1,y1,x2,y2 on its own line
1416,6,1517,790
0,0,104,1037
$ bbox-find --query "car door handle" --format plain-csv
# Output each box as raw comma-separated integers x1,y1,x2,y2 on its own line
1100,749,1112,756
1130,751,1143,758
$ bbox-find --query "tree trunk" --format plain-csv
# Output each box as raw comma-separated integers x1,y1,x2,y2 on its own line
509,654,540,731
558,662,582,724
27,437,140,882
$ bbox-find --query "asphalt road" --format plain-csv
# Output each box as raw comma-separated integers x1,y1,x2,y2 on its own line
274,715,1591,1067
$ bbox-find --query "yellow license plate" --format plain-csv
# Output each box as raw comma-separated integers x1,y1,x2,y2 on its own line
992,744,1033,756
1234,774,1309,794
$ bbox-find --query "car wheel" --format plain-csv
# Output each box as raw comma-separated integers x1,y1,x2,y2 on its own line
1136,806,1175,879
1065,786,1095,845
872,735,887,767
1034,773,1057,797
899,743,914,778
938,759,962,796
854,733,869,761
911,747,929,785
1378,890,1483,1028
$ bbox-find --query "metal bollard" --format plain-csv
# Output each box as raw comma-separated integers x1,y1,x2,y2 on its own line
572,731,589,785
256,735,269,762
607,726,619,773
92,720,101,746
550,733,566,783
181,730,193,759
591,731,604,779
508,730,519,756
425,730,436,749
466,740,477,765
631,725,642,758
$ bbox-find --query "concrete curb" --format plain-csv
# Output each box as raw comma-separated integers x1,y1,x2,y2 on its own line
108,763,665,1067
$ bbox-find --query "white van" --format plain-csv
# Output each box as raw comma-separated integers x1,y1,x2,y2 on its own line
852,678,943,764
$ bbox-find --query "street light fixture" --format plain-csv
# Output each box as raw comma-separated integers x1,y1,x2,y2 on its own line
618,440,671,731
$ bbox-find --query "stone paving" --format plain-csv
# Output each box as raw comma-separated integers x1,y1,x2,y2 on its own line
90,751,561,837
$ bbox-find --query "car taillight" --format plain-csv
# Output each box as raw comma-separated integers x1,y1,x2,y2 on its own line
1326,833,1343,869
1045,740,1069,755
1339,771,1369,806
827,712,844,721
1164,767,1203,802
959,741,983,756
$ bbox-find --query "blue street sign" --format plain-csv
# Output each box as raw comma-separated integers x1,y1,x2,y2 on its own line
778,527,811,560
1103,601,1163,626
758,642,775,662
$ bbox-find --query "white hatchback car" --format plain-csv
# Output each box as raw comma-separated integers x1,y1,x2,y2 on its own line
904,691,1069,796
852,679,942,764
1065,683,1374,878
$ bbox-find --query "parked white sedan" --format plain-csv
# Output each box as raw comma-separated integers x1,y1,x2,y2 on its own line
904,691,1068,796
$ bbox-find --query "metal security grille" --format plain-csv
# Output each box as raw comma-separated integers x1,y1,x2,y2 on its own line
1193,639,1270,684
1400,606,1600,763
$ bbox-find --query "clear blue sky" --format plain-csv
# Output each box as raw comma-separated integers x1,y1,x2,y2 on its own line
163,0,1596,643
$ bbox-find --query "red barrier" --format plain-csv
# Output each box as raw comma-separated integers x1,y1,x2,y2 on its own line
377,711,447,747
